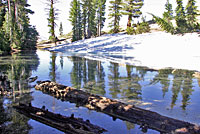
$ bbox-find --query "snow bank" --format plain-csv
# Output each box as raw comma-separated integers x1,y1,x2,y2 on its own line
46,31,200,71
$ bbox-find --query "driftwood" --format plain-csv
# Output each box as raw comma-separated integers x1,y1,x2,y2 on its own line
35,81,200,134
14,103,106,134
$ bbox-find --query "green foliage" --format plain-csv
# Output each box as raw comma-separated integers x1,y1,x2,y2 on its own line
0,0,38,53
96,0,106,36
69,0,82,42
59,22,63,36
185,0,199,31
0,2,6,28
175,0,188,33
126,17,150,35
0,30,10,54
163,0,173,22
108,0,123,33
151,0,200,34
47,0,58,44
135,17,150,34
126,26,135,35
151,14,175,34
151,0,175,34
122,0,144,28
87,0,97,38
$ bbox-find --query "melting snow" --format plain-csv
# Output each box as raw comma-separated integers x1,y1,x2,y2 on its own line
46,31,200,71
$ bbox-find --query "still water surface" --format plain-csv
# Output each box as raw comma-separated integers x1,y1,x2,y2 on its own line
0,50,200,134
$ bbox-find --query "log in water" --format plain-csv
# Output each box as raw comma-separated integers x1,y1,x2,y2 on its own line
35,80,200,134
14,103,106,134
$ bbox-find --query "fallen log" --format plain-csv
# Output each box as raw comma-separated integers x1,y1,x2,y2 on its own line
35,81,200,134
14,103,106,134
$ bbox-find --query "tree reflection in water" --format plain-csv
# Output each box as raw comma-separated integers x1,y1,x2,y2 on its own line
108,62,121,98
150,68,195,110
0,51,39,133
69,56,197,111
69,57,106,96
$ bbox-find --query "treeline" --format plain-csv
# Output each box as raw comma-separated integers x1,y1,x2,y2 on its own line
69,0,150,42
151,0,200,34
0,0,38,55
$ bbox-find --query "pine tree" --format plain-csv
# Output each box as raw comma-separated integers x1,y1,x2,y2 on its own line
0,0,9,54
163,0,173,23
59,22,63,36
0,0,6,28
1,0,38,52
69,0,82,42
175,0,188,33
150,13,175,34
16,0,38,50
47,0,58,45
108,0,123,33
185,0,199,30
81,0,87,39
81,0,97,38
86,0,96,38
96,0,106,36
122,0,143,29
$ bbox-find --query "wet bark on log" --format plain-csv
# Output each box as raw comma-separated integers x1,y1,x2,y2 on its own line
14,103,106,134
35,81,200,134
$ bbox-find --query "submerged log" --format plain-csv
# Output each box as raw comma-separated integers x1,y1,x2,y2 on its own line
35,81,200,134
14,103,106,134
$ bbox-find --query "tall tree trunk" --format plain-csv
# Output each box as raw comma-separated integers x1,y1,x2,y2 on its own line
87,14,91,38
127,14,132,28
97,20,101,36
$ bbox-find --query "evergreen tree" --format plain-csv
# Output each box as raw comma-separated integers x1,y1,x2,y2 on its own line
185,0,199,30
0,0,6,28
70,0,82,41
1,0,38,52
82,0,88,39
163,0,173,22
17,1,38,50
108,0,123,33
175,0,188,33
81,0,97,38
151,0,175,34
47,0,58,44
96,0,106,36
0,0,9,54
59,22,63,36
151,13,175,34
86,0,96,38
122,0,143,28
81,0,87,39
77,1,82,39
69,0,82,42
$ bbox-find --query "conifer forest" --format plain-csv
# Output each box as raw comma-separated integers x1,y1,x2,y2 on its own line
1,0,200,134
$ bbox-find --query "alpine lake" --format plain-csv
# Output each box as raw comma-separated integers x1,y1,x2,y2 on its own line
0,50,200,134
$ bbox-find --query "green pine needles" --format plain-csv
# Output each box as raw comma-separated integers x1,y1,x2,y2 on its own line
0,0,38,54
151,0,200,34
108,0,123,33
69,0,107,42
47,0,58,45
69,0,82,42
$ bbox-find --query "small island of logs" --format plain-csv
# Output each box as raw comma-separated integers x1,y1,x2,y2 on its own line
34,80,200,134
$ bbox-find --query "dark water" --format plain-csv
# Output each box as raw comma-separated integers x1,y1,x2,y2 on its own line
0,50,200,134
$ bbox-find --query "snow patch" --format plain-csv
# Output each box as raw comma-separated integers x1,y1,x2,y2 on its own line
46,32,200,71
